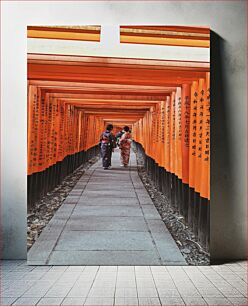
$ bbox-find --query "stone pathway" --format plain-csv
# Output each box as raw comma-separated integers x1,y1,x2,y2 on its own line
28,150,186,265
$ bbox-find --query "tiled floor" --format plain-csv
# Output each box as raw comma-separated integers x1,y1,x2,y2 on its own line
1,260,247,305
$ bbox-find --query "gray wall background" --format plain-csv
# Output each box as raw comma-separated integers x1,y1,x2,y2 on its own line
1,1,247,260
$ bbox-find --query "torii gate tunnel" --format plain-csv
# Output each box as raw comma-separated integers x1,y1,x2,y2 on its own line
27,26,210,249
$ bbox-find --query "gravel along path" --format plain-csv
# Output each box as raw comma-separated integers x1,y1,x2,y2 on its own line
134,149,210,265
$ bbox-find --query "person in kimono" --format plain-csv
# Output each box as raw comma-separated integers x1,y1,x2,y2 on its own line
119,126,132,167
99,124,116,170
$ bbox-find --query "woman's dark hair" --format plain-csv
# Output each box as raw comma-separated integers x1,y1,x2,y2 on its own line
106,124,113,131
123,126,129,132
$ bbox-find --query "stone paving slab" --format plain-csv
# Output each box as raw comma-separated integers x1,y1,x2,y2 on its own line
142,205,162,219
54,230,156,251
65,216,148,231
48,250,162,265
88,176,132,181
77,198,139,205
28,150,186,265
85,185,134,190
80,190,137,198
72,205,144,217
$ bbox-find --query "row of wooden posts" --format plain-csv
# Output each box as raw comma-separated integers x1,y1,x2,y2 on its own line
132,74,210,250
28,145,99,209
133,142,209,251
27,84,105,207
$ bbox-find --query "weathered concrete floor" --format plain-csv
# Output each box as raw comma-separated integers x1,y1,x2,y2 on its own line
28,150,186,265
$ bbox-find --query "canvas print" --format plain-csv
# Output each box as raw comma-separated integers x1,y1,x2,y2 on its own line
27,26,210,265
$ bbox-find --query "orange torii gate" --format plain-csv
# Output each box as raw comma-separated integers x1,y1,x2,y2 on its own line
27,52,210,249
132,73,210,248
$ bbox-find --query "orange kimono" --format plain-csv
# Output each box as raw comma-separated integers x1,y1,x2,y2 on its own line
119,132,132,166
